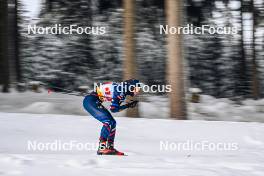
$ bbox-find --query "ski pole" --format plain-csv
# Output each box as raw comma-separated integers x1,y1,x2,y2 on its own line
41,83,87,97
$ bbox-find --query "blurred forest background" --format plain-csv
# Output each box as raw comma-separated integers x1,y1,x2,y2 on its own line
0,0,264,119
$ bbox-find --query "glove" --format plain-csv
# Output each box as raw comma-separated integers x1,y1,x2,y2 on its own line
127,100,138,108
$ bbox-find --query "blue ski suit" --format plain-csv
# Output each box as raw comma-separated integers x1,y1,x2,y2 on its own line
83,80,139,143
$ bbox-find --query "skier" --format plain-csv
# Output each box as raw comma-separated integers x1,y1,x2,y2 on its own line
83,79,141,155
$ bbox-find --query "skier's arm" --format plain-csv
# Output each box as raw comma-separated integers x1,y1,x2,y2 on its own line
110,98,128,113
110,99,138,113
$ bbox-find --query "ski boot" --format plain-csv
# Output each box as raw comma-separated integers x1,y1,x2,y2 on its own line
107,141,125,155
97,140,125,156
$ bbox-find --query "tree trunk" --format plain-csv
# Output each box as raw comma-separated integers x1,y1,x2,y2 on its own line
251,0,259,99
165,0,187,119
123,0,139,117
14,0,21,83
0,0,10,92
239,0,247,97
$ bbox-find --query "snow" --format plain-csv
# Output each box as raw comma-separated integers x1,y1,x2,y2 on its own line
189,88,202,93
189,95,264,122
0,112,264,176
0,91,264,122
20,0,41,21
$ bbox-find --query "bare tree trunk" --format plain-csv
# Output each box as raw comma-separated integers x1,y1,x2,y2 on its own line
14,0,21,83
123,0,139,117
251,0,259,99
165,0,187,119
0,0,10,92
239,0,247,97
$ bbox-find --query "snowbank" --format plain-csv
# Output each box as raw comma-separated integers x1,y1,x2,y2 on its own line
0,91,264,122
189,95,264,122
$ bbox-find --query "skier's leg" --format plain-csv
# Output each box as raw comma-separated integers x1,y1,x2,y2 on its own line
83,95,123,155
83,95,117,142
106,117,116,147
99,113,116,142
83,95,112,141
94,107,117,149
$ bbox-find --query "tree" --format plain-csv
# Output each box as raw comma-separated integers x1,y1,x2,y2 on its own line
237,0,249,97
123,0,139,117
22,0,95,88
15,0,21,83
0,0,10,92
165,0,186,119
251,0,259,99
6,0,21,86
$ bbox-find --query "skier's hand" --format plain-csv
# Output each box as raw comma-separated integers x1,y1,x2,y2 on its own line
127,100,138,108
